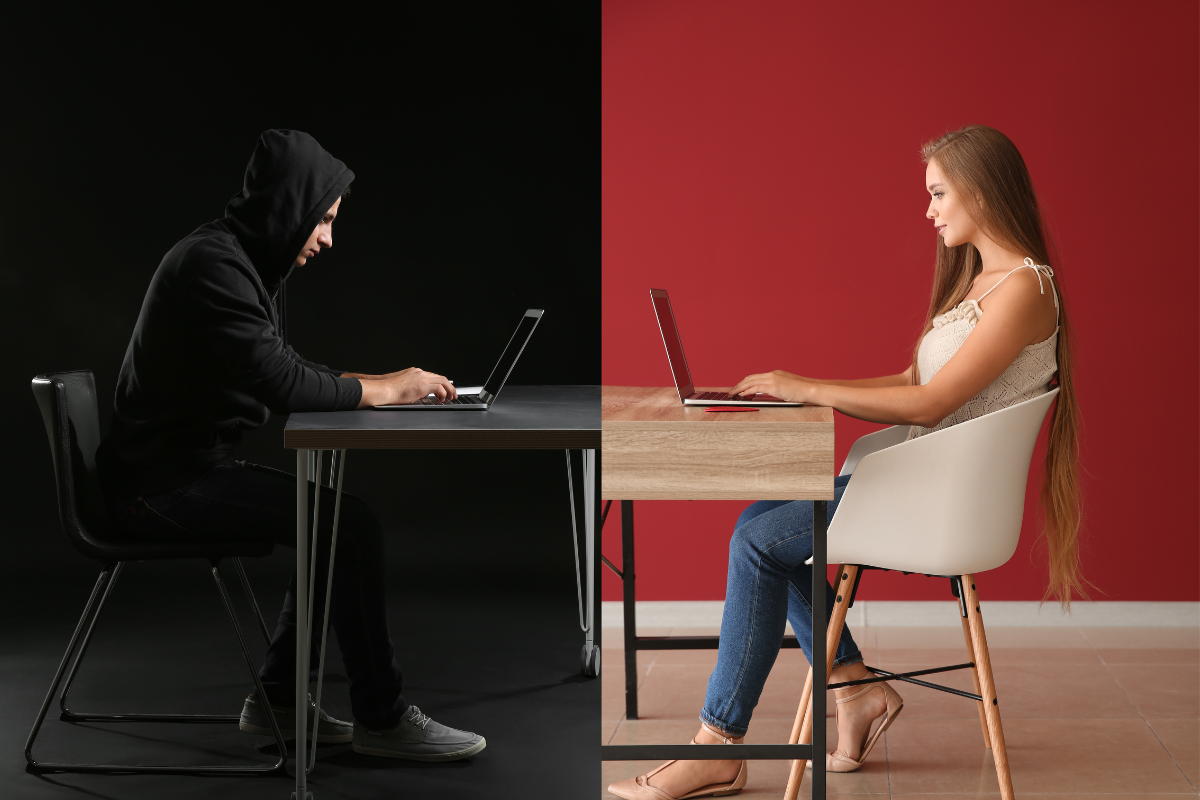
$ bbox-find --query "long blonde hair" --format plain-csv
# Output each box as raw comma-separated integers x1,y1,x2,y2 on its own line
918,125,1086,608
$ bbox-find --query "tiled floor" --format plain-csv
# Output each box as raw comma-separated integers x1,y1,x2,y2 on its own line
601,625,1199,798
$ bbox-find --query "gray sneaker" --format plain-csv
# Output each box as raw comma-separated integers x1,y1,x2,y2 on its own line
352,706,486,761
239,693,353,744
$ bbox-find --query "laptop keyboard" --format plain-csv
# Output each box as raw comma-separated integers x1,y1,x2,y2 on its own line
689,392,786,403
415,395,481,406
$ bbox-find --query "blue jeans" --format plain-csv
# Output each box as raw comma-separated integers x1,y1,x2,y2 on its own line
700,474,861,735
105,460,407,730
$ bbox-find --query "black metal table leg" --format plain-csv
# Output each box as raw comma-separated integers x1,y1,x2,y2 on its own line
812,499,827,796
594,450,602,670
622,500,638,720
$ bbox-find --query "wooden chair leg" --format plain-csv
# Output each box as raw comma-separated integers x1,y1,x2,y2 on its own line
824,565,856,679
960,613,992,748
782,666,813,799
962,574,1015,800
783,564,858,800
788,667,814,748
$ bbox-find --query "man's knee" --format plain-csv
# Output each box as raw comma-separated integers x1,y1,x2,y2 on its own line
338,494,384,545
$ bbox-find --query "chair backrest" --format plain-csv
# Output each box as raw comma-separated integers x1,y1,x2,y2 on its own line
32,370,117,559
827,388,1059,576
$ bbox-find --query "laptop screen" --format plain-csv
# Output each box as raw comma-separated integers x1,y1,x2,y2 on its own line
649,289,694,400
481,309,543,400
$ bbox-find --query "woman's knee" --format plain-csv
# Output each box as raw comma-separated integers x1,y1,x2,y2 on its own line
734,505,757,531
728,523,761,563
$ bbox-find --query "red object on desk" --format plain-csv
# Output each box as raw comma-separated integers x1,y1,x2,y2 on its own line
704,407,759,413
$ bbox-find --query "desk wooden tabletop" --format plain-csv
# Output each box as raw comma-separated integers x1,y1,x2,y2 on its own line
602,386,834,500
284,385,600,450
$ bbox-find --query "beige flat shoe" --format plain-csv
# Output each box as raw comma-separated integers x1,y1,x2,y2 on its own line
608,724,748,799
818,682,903,773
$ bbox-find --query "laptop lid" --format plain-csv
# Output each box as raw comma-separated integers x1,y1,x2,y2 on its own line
649,289,695,402
479,309,543,405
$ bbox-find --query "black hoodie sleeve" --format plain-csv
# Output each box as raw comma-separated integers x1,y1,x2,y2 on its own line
183,251,362,413
285,346,346,377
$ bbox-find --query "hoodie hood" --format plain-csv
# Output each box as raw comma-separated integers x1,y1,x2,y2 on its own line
223,130,354,289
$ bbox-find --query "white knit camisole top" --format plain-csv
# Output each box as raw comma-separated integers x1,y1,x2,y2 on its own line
907,257,1059,441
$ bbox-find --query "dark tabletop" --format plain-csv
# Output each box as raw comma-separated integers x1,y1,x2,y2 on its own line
284,385,600,450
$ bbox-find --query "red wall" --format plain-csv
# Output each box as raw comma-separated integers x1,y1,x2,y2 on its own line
602,1,1199,602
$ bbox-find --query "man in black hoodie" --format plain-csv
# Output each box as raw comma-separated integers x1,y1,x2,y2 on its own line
97,130,484,761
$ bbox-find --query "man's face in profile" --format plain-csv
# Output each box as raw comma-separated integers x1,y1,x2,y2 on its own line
294,196,342,267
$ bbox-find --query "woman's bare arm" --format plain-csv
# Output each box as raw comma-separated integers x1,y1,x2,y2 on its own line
776,367,915,390
731,269,1053,426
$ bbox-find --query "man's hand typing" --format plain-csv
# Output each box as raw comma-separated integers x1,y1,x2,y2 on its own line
348,368,457,408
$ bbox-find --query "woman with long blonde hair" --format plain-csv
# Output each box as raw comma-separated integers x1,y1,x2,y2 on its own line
609,125,1083,799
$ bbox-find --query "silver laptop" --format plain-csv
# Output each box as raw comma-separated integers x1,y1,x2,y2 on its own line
377,309,543,410
650,289,802,407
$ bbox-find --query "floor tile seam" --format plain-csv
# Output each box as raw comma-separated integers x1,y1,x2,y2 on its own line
1058,640,1156,717
637,638,664,690
1077,623,1104,663
1091,647,1198,795
606,717,623,746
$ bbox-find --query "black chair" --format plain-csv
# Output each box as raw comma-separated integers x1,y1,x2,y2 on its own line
26,370,288,775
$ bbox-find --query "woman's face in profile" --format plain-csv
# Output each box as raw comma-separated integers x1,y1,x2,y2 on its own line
925,160,977,248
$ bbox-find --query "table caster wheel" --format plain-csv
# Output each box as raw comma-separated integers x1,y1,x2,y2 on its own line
580,644,600,677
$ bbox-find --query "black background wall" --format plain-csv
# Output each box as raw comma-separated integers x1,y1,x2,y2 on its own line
2,7,598,798
2,6,599,593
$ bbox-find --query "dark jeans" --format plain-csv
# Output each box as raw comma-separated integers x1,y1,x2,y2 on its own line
106,460,407,730
701,474,861,735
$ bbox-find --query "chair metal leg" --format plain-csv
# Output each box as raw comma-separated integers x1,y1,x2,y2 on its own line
209,560,288,774
232,557,272,645
26,566,113,769
58,562,124,720
963,574,1015,799
24,560,288,775
57,560,237,725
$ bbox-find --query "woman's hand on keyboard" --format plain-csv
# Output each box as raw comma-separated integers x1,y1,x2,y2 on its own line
730,370,808,403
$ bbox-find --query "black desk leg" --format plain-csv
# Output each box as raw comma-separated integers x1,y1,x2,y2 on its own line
594,450,602,667
812,499,827,797
622,500,638,720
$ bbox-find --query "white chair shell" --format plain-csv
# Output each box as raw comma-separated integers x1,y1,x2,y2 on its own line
838,424,910,477
825,388,1059,577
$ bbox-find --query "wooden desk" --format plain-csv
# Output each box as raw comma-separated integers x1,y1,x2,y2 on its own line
285,386,600,800
602,386,833,499
600,386,835,796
